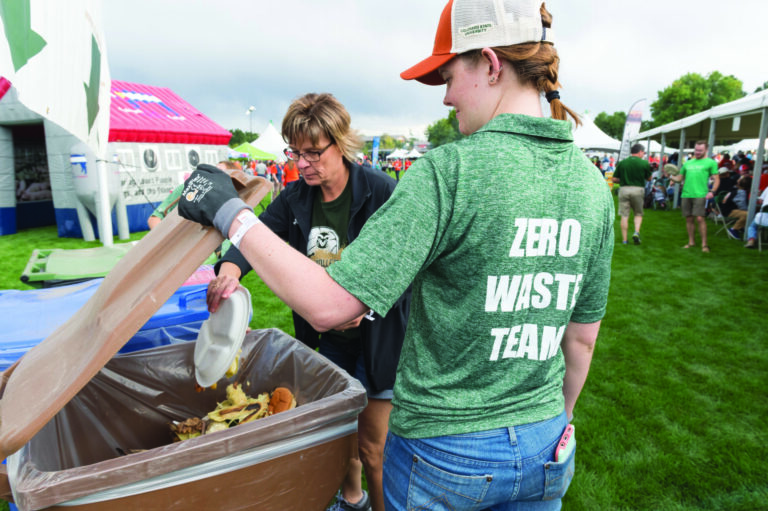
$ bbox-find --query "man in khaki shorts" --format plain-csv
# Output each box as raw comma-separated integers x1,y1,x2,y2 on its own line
669,140,719,252
613,143,651,244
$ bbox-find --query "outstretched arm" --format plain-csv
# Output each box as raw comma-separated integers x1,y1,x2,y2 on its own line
229,214,369,331
178,165,369,330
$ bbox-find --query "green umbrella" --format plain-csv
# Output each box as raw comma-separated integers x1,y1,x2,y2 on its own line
232,142,278,160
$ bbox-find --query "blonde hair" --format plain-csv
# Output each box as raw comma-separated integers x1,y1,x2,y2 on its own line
461,4,580,126
282,93,362,164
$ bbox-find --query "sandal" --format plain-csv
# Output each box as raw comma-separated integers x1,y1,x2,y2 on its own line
682,243,695,249
702,246,710,253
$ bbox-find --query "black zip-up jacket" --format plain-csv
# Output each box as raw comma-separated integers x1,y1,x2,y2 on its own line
216,162,410,393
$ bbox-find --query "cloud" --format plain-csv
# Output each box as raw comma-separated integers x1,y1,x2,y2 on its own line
103,0,768,136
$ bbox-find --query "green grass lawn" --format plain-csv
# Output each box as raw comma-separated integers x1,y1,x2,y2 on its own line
0,199,766,509
566,201,768,510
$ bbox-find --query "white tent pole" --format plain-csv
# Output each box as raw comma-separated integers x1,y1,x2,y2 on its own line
96,159,114,247
707,119,716,158
674,129,686,209
661,133,667,164
746,107,768,228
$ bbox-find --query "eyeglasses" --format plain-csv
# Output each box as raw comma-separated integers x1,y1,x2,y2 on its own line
284,142,334,162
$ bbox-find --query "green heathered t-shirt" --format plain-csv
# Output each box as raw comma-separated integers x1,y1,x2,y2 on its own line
326,114,615,439
680,157,718,198
150,184,184,220
614,156,651,187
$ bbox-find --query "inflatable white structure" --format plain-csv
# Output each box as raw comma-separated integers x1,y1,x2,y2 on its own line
70,141,129,242
0,5,230,240
0,1,118,242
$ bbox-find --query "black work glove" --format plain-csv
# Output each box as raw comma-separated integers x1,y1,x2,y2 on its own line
178,164,252,237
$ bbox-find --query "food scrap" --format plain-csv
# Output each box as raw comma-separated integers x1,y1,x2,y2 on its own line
170,384,296,442
225,349,241,378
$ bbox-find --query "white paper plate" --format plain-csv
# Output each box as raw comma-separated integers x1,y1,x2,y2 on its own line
194,286,251,387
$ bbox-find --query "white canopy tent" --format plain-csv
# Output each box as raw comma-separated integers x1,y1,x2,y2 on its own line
406,148,423,158
386,148,409,160
640,139,677,155
724,138,768,154
635,89,768,224
572,113,621,153
251,121,287,163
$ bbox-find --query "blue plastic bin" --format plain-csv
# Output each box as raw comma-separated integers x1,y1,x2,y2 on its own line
0,279,210,372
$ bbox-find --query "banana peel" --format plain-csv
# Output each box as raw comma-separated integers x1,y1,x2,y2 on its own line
171,384,296,442
224,350,241,378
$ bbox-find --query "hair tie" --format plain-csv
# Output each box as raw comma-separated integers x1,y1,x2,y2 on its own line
545,90,560,103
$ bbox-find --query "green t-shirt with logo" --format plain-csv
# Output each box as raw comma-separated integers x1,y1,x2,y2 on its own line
680,157,718,198
327,114,615,439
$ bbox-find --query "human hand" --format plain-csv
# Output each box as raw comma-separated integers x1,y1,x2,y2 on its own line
333,312,366,332
206,273,241,313
206,262,242,313
178,164,252,236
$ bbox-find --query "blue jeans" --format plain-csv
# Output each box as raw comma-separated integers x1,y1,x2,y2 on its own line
382,412,574,510
747,220,759,241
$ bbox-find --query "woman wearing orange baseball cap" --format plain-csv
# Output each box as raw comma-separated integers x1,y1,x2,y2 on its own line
179,1,614,508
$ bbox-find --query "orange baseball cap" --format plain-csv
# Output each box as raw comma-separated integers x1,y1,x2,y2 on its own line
401,0,554,86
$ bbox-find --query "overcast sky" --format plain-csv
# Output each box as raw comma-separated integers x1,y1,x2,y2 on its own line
102,0,767,140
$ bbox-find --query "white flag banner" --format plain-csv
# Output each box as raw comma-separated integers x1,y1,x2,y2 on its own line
618,99,646,162
0,0,111,157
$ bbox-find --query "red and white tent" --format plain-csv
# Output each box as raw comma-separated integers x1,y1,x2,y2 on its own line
109,80,230,145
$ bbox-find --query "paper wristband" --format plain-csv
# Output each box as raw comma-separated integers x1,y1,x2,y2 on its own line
230,210,261,249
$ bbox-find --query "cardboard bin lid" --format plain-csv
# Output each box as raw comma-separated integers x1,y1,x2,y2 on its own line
0,172,271,460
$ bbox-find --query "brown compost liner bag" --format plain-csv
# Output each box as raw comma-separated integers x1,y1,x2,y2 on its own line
7,328,366,510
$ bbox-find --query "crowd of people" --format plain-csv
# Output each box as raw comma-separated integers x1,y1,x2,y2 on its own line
607,141,767,252
238,158,301,197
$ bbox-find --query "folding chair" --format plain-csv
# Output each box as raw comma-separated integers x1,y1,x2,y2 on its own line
712,200,737,236
757,204,768,252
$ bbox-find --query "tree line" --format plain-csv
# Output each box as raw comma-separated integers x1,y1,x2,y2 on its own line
593,71,763,140
228,72,766,151
228,128,411,154
425,71,767,148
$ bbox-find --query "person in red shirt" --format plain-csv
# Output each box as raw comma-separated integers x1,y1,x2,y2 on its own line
392,158,402,181
405,159,412,171
267,161,279,197
283,159,300,186
758,164,768,193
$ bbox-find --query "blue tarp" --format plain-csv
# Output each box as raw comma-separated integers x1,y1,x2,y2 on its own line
0,279,210,371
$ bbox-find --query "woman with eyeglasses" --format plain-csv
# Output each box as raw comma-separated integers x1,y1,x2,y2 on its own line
207,92,409,511
181,0,614,507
